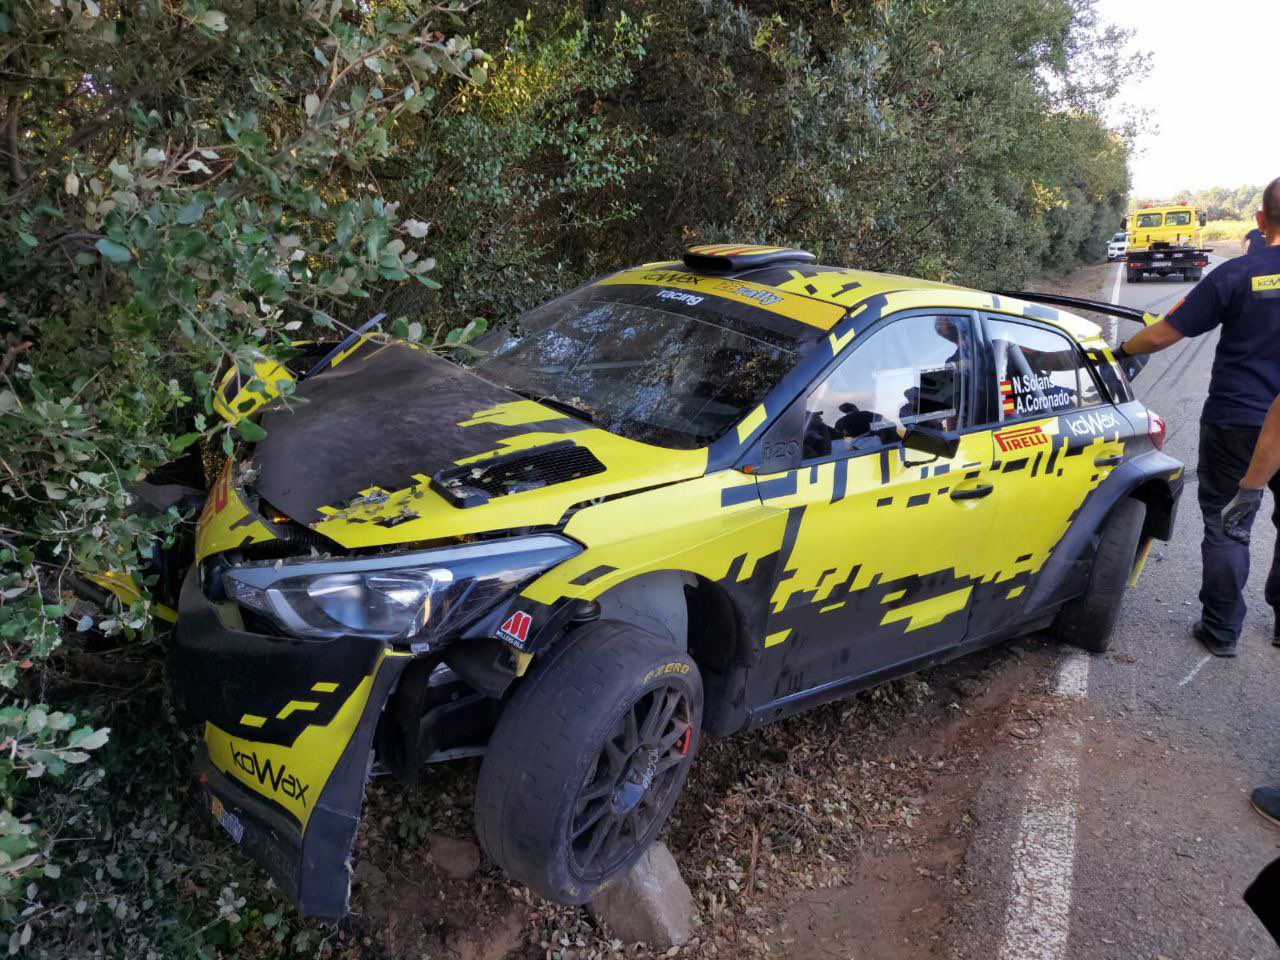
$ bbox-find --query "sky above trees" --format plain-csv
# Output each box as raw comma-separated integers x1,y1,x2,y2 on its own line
1097,0,1279,196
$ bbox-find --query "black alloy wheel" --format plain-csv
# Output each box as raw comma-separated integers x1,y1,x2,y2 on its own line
569,684,694,881
475,619,703,904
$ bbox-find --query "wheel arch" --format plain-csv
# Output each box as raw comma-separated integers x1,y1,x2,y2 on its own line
577,568,757,737
1020,454,1182,614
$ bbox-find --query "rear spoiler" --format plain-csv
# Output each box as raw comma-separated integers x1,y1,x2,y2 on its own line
992,290,1161,327
993,290,1159,381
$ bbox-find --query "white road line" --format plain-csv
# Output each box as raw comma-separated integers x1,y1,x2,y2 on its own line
1055,651,1090,698
996,654,1088,960
1106,262,1123,341
997,726,1083,960
1177,655,1212,688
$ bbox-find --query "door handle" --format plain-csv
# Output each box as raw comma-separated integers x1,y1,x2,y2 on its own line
1094,454,1124,467
950,483,993,501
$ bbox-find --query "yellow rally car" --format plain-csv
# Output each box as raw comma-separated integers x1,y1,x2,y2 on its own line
171,245,1183,918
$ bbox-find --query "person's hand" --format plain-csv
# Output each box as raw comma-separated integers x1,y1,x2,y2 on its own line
1222,485,1265,545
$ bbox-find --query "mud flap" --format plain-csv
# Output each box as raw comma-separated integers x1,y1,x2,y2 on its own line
1128,536,1154,588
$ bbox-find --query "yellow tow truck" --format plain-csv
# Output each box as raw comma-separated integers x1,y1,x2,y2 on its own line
1123,203,1211,283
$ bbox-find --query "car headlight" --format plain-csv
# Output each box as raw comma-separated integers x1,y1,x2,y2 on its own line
221,534,580,641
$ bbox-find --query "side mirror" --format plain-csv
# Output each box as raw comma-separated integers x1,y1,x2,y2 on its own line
1121,216,1128,230
901,424,960,459
1198,213,1207,227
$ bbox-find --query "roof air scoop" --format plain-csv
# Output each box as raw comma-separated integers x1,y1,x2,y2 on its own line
682,244,816,273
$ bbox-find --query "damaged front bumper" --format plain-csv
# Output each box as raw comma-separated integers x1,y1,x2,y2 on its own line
171,569,409,920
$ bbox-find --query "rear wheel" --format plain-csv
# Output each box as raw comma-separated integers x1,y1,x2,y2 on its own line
1053,498,1146,653
1126,270,1141,283
474,620,702,904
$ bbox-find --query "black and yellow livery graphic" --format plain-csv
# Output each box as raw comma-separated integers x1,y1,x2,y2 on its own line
172,244,1183,918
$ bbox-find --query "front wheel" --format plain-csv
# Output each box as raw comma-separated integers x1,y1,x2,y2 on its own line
1053,498,1146,653
474,620,702,904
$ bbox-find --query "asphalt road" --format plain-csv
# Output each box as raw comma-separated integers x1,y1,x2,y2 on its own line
1074,258,1280,958
963,257,1280,960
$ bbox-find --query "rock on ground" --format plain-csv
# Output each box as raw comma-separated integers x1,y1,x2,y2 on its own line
427,832,481,880
589,842,698,948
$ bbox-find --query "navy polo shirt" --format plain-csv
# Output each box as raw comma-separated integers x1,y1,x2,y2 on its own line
1167,245,1280,426
1246,229,1265,255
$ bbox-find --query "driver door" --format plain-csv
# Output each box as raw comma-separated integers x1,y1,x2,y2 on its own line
747,312,1006,704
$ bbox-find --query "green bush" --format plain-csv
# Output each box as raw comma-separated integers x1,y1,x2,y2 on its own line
0,0,1133,953
0,0,485,950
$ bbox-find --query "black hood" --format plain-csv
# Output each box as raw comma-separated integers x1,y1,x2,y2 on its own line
253,342,585,525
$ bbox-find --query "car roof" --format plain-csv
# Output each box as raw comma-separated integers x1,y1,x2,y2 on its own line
596,251,1101,343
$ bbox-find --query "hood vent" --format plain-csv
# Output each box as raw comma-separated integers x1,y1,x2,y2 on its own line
431,441,606,509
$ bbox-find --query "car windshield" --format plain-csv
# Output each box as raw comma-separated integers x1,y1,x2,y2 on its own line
471,296,796,449
1112,234,1125,242
1166,211,1192,226
1136,213,1162,228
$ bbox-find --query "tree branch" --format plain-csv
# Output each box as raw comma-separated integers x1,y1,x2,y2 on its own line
1,97,25,189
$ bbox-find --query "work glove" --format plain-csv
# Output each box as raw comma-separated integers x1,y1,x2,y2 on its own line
1222,485,1265,545
1111,341,1148,381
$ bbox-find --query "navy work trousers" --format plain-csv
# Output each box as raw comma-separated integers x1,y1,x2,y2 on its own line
1197,422,1280,647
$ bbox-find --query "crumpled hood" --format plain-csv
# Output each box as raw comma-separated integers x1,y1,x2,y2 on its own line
249,342,707,550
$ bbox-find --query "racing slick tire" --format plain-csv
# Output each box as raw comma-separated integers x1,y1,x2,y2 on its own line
474,619,702,904
1053,497,1146,653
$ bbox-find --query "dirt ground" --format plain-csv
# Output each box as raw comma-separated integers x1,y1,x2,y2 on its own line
324,640,1067,960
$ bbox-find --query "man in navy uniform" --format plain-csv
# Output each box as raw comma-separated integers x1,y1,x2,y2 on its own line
1115,177,1280,657
1244,208,1266,256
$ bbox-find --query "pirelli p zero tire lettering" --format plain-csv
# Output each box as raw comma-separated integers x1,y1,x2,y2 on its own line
474,620,702,904
1053,497,1147,653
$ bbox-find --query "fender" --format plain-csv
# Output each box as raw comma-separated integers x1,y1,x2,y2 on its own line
1020,449,1182,614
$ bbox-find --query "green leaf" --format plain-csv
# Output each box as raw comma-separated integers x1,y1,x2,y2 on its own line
197,10,228,31
235,420,268,442
413,274,441,290
95,239,132,263
170,432,203,453
175,200,205,225
67,727,110,751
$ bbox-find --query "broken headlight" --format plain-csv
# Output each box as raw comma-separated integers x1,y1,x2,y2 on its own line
221,534,579,641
